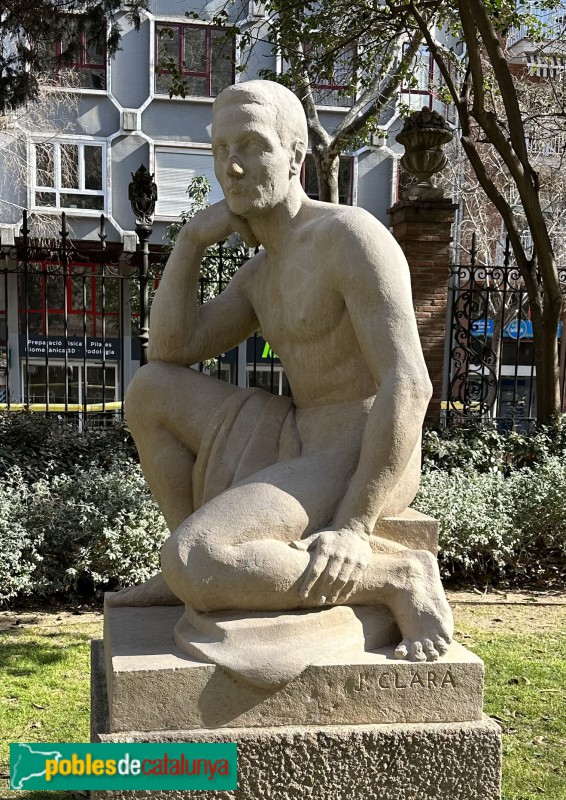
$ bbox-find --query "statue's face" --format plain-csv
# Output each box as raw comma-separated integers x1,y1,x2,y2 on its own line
212,103,296,217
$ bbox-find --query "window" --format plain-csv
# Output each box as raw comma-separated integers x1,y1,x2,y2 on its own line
283,47,354,108
32,141,106,211
526,51,566,79
302,154,353,204
155,23,234,97
154,148,223,217
17,262,119,338
42,17,106,90
401,44,433,111
23,363,117,405
309,48,354,108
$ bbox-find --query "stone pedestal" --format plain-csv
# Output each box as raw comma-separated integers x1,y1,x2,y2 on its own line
92,599,501,799
91,510,501,798
91,640,501,800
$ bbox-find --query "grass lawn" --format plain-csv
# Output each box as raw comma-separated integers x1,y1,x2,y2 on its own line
0,599,565,800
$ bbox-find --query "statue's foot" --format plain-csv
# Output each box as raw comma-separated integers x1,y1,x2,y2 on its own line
390,551,453,662
105,572,182,607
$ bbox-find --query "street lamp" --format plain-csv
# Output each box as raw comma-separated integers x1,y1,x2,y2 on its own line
128,165,158,367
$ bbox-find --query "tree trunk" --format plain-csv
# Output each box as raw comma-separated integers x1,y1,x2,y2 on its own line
531,295,562,424
312,147,340,203
559,304,566,412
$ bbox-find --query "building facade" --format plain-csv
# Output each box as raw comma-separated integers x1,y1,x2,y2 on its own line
0,1,456,416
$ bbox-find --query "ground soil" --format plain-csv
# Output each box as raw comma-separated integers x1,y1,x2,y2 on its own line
1,589,565,634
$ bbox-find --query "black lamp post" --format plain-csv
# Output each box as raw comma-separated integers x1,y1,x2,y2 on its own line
128,165,158,366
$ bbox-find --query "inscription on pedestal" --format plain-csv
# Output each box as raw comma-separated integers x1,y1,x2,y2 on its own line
351,668,457,692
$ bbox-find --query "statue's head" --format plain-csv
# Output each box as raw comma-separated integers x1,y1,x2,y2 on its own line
212,80,308,216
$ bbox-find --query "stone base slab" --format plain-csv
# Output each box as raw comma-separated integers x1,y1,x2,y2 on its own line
92,643,501,800
102,602,483,731
373,508,438,554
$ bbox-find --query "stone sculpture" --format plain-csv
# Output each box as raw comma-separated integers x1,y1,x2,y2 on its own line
107,79,453,678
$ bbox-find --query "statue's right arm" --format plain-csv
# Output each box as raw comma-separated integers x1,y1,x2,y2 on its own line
148,201,259,365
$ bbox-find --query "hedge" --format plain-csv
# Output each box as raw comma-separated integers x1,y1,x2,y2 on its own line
1,413,565,603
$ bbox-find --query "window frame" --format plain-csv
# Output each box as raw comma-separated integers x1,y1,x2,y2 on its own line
154,22,235,99
301,153,354,205
47,16,107,92
17,261,119,338
304,44,355,109
278,48,355,110
400,43,434,111
31,139,107,215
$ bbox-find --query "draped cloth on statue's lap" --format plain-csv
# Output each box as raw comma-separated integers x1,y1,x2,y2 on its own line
181,387,399,688
192,387,300,509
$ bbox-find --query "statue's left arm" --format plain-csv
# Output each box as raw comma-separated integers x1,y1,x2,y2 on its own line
331,216,432,534
297,211,432,603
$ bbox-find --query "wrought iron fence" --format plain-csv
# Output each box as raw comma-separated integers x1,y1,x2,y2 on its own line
445,235,566,431
0,211,286,429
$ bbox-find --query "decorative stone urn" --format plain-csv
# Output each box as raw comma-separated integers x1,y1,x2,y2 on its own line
396,107,454,199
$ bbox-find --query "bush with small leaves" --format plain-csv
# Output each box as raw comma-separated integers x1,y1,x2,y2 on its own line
25,460,168,600
0,412,138,484
507,457,566,581
414,467,516,578
415,457,566,582
0,469,42,603
422,415,566,474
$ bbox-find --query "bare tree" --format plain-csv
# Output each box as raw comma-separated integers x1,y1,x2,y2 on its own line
0,76,80,241
167,0,443,202
409,0,566,423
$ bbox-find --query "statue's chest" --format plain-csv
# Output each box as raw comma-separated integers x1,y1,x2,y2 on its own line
253,257,343,344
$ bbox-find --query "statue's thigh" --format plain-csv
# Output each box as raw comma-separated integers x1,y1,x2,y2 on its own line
195,450,353,545
126,361,239,452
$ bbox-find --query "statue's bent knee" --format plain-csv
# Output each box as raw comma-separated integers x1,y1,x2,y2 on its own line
124,363,165,427
161,523,216,610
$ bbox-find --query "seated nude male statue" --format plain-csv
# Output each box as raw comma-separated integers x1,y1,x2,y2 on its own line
109,79,453,663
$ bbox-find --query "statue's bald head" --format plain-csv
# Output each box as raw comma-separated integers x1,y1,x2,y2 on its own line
213,80,308,156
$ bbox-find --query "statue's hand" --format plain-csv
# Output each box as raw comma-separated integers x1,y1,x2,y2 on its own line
181,200,259,249
291,529,372,605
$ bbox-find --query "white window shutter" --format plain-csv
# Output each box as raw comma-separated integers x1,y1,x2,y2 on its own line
155,149,223,216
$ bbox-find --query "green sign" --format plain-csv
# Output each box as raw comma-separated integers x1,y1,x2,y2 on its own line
10,742,237,791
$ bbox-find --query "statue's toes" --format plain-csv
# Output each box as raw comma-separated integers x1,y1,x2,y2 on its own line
394,639,410,660
422,638,440,661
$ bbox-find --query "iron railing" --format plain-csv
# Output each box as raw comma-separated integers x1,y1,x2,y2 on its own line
445,235,566,431
0,211,286,428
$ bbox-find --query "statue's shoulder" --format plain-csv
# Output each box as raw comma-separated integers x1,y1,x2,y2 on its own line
308,201,388,240
231,246,265,286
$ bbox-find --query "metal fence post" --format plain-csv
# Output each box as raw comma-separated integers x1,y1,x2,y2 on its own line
128,165,157,368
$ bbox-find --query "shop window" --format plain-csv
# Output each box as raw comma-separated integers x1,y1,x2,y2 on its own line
40,16,106,90
155,23,235,97
247,366,291,396
23,363,117,405
302,154,353,204
33,141,106,212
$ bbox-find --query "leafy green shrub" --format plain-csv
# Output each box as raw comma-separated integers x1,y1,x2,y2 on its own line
507,457,566,581
0,413,167,604
15,460,167,602
414,467,516,577
0,412,138,484
415,459,566,582
422,415,566,474
0,469,42,602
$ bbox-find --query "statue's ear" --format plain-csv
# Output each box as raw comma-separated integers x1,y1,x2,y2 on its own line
290,140,306,176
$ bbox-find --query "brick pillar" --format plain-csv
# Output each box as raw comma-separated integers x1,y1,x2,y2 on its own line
388,198,458,426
